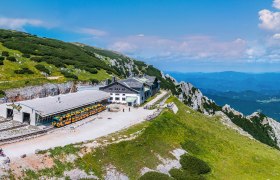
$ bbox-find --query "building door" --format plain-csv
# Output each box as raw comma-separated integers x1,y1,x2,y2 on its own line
23,112,31,124
6,109,13,119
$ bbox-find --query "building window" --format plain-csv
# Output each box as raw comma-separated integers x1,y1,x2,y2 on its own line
122,98,125,101
123,94,125,96
110,97,113,100
115,97,120,100
116,93,119,96
110,93,113,95
122,88,125,91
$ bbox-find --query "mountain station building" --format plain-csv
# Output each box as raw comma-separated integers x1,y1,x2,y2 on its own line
99,75,160,106
0,90,110,126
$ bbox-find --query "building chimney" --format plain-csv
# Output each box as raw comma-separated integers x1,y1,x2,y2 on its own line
106,79,110,85
112,76,116,83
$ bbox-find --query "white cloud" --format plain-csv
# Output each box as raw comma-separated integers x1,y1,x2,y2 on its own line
258,9,280,31
273,33,280,39
79,28,107,36
108,35,248,61
0,17,45,30
110,41,137,52
246,47,266,59
273,0,280,9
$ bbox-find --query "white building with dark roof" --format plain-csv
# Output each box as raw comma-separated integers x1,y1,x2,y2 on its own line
0,90,110,126
99,75,160,106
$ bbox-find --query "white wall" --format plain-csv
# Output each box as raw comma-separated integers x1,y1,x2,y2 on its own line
0,103,37,125
109,93,141,105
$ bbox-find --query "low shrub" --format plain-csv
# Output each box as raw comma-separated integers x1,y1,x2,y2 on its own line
106,70,112,74
61,70,78,80
0,90,5,97
22,54,31,58
85,67,98,74
90,78,99,84
1,51,9,57
139,172,171,180
169,168,205,180
35,64,50,74
0,56,4,60
180,155,211,175
14,68,34,74
181,140,201,154
6,56,16,62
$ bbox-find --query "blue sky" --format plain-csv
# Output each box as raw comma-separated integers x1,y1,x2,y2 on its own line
0,0,280,72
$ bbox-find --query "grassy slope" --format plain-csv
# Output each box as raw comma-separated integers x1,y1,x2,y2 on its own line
23,97,280,179
0,43,67,90
0,42,110,91
0,29,176,94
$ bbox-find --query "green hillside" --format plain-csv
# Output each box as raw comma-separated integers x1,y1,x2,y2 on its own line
21,97,280,179
0,29,176,94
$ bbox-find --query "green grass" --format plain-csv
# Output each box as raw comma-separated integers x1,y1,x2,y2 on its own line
67,65,111,81
21,97,280,179
0,42,110,91
73,97,280,179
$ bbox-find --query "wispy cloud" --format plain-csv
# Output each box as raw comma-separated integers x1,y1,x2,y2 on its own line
0,17,46,30
79,27,107,36
108,35,248,61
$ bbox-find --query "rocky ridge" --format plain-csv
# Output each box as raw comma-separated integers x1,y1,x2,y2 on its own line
172,77,280,149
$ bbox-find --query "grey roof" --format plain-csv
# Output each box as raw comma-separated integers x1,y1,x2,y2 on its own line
135,75,156,86
119,78,144,89
15,90,110,117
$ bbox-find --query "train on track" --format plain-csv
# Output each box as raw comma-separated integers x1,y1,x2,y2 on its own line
52,104,106,128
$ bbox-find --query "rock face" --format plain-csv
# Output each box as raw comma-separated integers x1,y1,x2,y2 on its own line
165,74,178,85
246,112,280,148
177,82,217,115
0,82,76,103
222,104,244,118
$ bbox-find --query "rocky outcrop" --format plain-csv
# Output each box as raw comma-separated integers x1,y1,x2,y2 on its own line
177,82,218,115
0,82,76,103
165,74,178,85
246,112,280,148
215,111,253,139
222,104,244,118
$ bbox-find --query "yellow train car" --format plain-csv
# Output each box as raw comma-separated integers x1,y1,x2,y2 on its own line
52,104,106,128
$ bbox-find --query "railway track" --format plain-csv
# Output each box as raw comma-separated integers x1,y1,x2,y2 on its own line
0,124,27,133
0,129,47,143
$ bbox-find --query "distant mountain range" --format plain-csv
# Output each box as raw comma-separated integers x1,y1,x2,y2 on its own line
168,71,280,121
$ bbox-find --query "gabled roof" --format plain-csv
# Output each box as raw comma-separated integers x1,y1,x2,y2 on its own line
99,81,139,93
100,75,158,93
